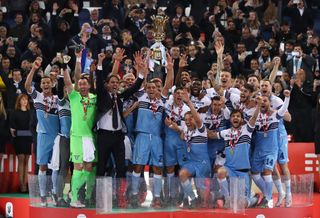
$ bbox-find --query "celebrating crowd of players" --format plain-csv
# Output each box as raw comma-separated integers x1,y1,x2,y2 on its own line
25,44,295,210
0,0,319,212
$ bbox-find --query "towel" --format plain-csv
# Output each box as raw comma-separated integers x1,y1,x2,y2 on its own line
48,135,60,170
82,137,95,162
124,135,132,161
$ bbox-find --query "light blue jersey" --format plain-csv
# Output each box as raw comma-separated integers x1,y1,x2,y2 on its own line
132,93,166,166
29,87,60,136
123,97,137,143
58,98,71,138
201,107,230,166
181,124,210,179
252,111,283,172
219,124,255,170
163,98,190,166
270,95,289,164
134,93,166,136
28,88,59,164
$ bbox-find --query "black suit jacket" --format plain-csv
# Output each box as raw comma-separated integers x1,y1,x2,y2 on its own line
0,70,26,111
286,55,315,83
96,69,144,133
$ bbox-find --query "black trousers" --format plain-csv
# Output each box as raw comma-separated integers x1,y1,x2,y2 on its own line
56,136,70,198
96,129,126,178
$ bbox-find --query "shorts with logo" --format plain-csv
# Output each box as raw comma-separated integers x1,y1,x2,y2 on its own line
133,132,163,167
70,135,97,163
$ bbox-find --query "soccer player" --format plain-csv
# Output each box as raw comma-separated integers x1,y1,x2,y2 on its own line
63,51,97,208
130,54,174,209
251,89,291,208
53,67,72,207
238,83,256,122
163,87,190,206
260,79,292,207
209,97,261,208
190,78,211,112
25,57,59,207
178,91,211,209
203,95,230,168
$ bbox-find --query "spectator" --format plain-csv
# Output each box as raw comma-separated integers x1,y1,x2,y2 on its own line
0,92,7,170
241,26,258,52
288,68,314,141
286,44,315,83
10,94,32,193
283,0,314,35
104,0,126,29
0,68,26,113
187,43,212,80
9,12,28,42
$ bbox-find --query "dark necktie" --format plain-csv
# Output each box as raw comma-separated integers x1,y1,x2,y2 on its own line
112,94,118,129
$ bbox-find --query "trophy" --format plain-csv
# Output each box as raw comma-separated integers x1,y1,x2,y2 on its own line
150,15,169,63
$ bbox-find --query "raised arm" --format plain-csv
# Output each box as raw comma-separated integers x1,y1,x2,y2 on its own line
25,57,42,93
277,90,290,117
96,52,107,95
161,53,174,97
182,91,202,129
214,41,224,84
111,48,126,76
62,66,73,94
248,96,262,127
74,50,82,90
269,57,280,85
120,52,146,99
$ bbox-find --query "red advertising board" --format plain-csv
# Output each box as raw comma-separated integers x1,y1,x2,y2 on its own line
0,143,318,193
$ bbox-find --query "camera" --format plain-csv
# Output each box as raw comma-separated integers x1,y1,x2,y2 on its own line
68,40,85,52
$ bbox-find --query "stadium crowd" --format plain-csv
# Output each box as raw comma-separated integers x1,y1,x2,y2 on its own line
0,0,319,211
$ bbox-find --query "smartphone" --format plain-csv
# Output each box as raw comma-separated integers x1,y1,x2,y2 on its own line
65,9,73,13
101,48,105,53
292,51,300,56
293,0,300,4
245,51,253,56
56,52,61,57
280,42,285,51
276,71,283,76
12,37,18,42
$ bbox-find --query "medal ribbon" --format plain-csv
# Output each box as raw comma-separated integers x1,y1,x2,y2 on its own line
82,94,90,120
186,129,195,152
211,113,220,129
43,95,54,115
229,128,241,150
259,113,269,133
151,98,157,114
171,103,183,122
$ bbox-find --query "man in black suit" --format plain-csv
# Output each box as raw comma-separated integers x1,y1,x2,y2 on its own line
283,0,314,35
95,51,146,208
0,68,26,113
286,44,315,83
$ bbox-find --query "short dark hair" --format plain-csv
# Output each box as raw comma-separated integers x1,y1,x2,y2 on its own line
230,109,244,119
79,75,90,83
12,68,21,73
105,74,120,83
212,95,221,101
243,83,254,93
247,74,260,81
174,86,184,93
